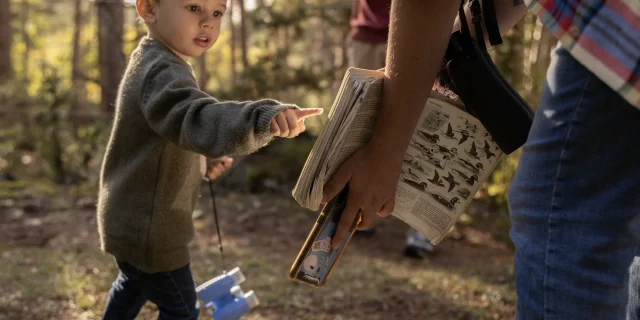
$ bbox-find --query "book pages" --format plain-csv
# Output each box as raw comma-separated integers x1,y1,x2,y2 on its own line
392,98,502,244
292,68,503,244
293,68,384,210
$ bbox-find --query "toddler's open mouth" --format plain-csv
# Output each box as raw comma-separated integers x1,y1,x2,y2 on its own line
194,35,211,48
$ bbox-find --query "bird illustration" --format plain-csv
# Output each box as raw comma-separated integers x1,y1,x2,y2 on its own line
443,172,460,192
482,141,496,159
465,141,479,159
457,158,478,173
457,130,470,145
427,157,446,170
410,138,433,155
431,193,461,210
484,131,496,142
409,160,427,173
406,168,420,180
435,144,457,158
456,158,481,174
427,169,445,187
441,123,456,139
403,177,428,191
452,168,479,186
416,130,440,144
457,188,471,199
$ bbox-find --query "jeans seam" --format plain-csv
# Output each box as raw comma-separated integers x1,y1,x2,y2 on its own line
167,271,192,318
543,73,592,319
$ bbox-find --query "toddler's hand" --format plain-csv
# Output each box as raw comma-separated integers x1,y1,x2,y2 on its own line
270,108,323,138
206,156,233,181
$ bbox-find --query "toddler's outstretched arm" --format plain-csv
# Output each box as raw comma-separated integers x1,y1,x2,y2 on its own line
141,61,321,158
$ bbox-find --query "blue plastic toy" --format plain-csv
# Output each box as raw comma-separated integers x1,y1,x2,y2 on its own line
196,267,259,320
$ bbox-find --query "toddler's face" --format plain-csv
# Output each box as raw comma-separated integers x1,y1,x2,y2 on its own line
150,0,227,61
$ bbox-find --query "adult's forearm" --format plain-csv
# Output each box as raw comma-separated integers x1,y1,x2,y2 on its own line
368,0,459,156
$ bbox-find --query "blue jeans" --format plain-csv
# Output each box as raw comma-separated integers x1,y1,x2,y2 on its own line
102,260,199,320
508,45,640,319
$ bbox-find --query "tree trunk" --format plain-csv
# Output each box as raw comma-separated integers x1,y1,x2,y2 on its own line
196,53,209,90
496,19,525,94
523,15,540,100
71,0,84,113
0,0,12,82
97,0,125,114
229,0,237,86
238,0,248,71
21,0,29,81
529,26,556,108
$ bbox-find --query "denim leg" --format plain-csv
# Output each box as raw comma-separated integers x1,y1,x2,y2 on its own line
137,263,199,320
508,45,640,320
628,256,640,320
102,262,147,320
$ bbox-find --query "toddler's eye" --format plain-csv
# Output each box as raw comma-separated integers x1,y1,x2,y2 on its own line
213,10,223,17
186,5,201,12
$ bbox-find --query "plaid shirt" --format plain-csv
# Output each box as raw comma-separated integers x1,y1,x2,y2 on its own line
525,0,640,109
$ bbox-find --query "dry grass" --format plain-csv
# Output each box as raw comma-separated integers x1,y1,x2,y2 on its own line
0,190,515,320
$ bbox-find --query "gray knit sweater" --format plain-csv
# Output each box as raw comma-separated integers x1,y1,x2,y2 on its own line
97,37,296,273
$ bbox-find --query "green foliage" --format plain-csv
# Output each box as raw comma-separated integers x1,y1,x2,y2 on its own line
0,61,105,186
0,2,552,215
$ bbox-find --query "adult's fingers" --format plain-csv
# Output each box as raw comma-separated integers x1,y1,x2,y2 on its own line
331,194,361,249
377,199,394,217
356,211,376,231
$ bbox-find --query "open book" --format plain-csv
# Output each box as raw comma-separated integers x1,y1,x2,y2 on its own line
292,68,503,244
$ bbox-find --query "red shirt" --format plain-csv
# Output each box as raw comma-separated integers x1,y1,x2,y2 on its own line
349,0,391,44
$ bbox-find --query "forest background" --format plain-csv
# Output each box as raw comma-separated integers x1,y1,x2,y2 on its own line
0,1,557,319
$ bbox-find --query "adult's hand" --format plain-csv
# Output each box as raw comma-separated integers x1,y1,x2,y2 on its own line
322,143,403,249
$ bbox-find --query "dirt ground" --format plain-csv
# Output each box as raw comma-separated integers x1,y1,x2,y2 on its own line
0,188,515,320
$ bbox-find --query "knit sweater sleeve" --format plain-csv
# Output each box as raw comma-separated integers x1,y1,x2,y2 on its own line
140,61,297,158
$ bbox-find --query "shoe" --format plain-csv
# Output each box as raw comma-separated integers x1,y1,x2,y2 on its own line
403,245,428,259
403,228,435,259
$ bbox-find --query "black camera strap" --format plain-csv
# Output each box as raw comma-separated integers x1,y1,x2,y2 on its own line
208,180,227,273
482,0,503,46
459,0,503,52
469,0,487,51
457,1,475,59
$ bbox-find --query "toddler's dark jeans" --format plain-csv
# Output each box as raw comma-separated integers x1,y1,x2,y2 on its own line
102,260,199,320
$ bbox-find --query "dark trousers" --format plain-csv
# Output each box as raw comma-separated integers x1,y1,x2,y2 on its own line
102,260,199,320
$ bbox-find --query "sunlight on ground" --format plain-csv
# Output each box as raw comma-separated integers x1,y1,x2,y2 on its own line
0,193,515,320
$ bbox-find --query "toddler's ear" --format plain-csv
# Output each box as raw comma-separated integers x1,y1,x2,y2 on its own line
136,0,157,24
